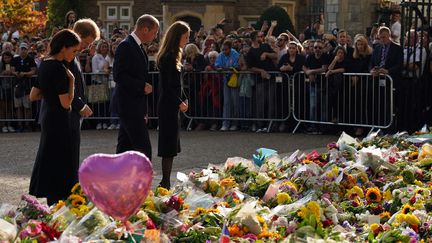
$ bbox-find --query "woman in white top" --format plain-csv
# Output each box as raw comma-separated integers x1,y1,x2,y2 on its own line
91,39,110,130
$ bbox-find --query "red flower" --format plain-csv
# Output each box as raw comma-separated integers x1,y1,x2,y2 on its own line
146,218,156,229
409,196,416,205
322,219,333,228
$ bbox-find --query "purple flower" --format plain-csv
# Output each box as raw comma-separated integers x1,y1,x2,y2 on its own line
242,233,257,242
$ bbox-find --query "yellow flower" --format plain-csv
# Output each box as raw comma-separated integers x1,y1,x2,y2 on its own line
401,204,415,214
277,192,292,205
383,190,392,201
257,231,281,239
220,177,236,187
283,181,298,192
414,180,423,186
396,213,421,226
157,187,170,196
366,187,382,203
53,200,65,212
70,183,81,194
71,195,86,207
370,223,380,232
191,207,206,217
346,186,364,198
380,211,391,219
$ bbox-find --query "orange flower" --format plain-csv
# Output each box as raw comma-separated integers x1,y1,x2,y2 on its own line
228,224,244,237
366,187,382,203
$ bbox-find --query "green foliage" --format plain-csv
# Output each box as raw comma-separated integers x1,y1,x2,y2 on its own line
47,0,81,29
254,5,295,36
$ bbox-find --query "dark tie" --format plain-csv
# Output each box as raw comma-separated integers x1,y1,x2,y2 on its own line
380,44,388,68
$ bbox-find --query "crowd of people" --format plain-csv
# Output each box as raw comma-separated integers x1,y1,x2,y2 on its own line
0,9,431,135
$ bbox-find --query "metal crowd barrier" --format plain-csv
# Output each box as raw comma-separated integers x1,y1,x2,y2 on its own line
0,75,39,124
1,71,394,134
181,70,292,132
291,72,394,134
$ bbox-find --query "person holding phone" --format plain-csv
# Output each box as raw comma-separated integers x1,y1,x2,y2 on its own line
156,21,190,189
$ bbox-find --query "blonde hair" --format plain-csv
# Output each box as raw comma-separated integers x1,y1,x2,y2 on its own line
184,43,201,58
353,35,372,58
156,21,190,71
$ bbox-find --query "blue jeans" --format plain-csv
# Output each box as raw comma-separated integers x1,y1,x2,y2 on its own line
222,84,239,128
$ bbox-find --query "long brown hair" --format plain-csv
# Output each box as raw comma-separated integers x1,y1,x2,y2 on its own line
156,21,190,71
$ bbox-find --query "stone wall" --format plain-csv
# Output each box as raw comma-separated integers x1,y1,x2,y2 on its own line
325,0,380,36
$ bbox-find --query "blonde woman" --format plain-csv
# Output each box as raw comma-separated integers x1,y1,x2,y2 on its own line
352,35,373,73
351,35,373,136
156,21,190,189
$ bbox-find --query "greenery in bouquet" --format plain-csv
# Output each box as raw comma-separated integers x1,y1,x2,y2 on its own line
17,195,50,224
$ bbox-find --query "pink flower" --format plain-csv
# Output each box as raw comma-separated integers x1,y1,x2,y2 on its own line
19,220,42,239
146,218,156,229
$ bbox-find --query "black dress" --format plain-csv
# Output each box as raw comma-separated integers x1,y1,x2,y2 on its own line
157,52,183,157
29,59,76,205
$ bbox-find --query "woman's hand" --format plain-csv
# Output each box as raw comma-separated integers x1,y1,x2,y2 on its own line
179,99,188,113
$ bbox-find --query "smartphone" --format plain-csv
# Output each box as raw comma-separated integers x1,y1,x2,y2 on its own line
5,64,10,71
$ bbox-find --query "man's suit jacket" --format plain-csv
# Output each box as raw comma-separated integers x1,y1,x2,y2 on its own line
70,57,86,126
113,35,149,118
370,42,403,77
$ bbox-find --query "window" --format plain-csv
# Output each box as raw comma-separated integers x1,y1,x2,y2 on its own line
120,6,131,20
107,6,117,20
120,23,130,31
107,23,116,36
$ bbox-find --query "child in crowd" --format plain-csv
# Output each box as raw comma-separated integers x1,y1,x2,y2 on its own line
238,54,255,131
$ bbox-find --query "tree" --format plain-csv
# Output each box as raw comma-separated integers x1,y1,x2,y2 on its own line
254,5,295,37
47,0,81,29
0,0,47,35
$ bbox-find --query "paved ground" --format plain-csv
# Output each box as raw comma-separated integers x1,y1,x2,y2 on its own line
0,129,338,205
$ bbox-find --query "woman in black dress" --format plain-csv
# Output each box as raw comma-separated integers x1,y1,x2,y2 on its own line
156,21,190,189
29,29,80,204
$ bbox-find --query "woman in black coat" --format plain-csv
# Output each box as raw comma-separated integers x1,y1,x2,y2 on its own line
156,21,190,189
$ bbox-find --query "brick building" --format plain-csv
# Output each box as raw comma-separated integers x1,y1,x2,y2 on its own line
80,0,390,38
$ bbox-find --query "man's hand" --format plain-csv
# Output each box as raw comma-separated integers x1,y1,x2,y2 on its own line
179,99,188,113
79,104,93,117
260,52,267,61
144,83,152,95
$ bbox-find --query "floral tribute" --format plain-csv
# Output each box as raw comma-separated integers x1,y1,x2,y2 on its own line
2,131,432,242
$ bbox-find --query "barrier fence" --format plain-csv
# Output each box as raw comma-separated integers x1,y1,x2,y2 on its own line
0,71,394,133
292,72,394,134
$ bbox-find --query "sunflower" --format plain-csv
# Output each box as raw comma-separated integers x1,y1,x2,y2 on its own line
401,204,415,214
71,195,86,207
366,187,382,203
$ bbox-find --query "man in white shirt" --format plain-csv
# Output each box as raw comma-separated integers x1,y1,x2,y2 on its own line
390,11,401,45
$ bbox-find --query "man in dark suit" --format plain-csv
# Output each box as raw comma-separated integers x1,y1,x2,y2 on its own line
370,26,403,130
70,19,100,167
113,14,159,161
336,29,354,60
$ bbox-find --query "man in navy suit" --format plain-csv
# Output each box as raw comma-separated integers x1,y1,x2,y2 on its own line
370,26,403,130
113,14,159,161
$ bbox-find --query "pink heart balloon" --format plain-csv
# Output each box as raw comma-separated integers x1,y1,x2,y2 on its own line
79,151,153,222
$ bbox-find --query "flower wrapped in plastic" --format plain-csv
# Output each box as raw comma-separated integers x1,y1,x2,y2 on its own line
60,207,110,241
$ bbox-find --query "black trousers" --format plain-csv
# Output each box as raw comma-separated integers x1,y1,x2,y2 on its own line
116,117,152,161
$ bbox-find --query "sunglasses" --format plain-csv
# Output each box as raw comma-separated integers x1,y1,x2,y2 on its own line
314,46,322,49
